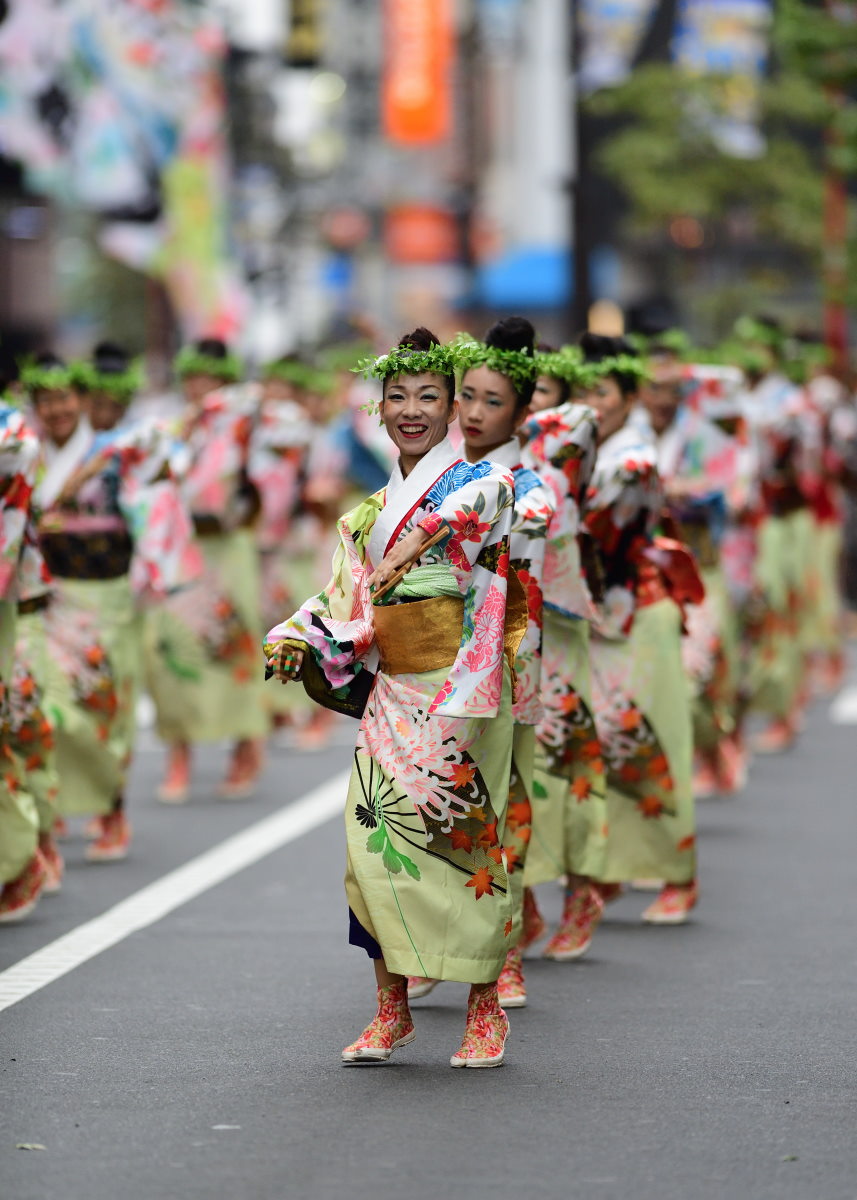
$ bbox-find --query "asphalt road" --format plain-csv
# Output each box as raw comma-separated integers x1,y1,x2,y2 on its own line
1,687,856,1200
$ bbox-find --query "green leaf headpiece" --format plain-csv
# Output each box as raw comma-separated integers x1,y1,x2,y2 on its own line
535,345,596,387
70,359,143,404
352,342,458,384
453,334,537,393
174,346,242,383
19,360,74,394
582,352,651,387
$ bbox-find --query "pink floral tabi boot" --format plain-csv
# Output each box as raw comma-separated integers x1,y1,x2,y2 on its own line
542,881,605,962
407,976,439,1000
641,881,698,925
520,886,546,950
450,983,510,1068
497,947,527,1009
341,981,415,1065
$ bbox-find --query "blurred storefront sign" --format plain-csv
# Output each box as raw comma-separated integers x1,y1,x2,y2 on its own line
579,0,659,94
672,0,772,158
285,0,325,68
385,204,458,264
382,0,453,145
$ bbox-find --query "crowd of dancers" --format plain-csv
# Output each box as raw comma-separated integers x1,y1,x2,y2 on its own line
0,311,853,1069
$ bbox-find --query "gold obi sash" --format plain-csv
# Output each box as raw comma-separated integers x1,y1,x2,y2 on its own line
372,568,529,679
373,595,464,676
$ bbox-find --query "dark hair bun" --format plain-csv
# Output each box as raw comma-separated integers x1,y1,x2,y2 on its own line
195,337,229,360
580,331,634,362
397,327,441,352
484,316,535,358
93,341,130,375
35,350,66,370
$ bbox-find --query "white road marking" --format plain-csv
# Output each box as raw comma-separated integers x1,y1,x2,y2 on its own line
830,685,857,724
0,771,349,1014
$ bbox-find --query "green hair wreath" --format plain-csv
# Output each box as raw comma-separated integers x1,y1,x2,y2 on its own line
583,353,651,387
733,316,784,350
454,334,537,392
19,361,74,394
70,359,143,403
261,359,334,393
535,346,597,387
174,346,242,383
352,342,458,383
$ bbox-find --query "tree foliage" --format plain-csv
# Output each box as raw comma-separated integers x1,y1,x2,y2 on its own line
586,0,857,262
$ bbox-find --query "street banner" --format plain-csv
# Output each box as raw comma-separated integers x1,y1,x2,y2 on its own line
382,0,454,144
579,0,660,94
672,0,773,157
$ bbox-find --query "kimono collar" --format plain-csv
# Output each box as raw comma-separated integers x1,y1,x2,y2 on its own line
36,416,95,509
368,435,459,567
482,438,521,471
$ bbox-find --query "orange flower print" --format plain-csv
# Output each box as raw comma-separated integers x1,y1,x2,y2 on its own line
637,795,664,819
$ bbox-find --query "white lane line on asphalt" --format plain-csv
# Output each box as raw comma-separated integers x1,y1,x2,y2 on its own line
830,685,857,724
0,771,349,1014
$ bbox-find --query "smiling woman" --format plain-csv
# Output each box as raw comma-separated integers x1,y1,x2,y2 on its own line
264,327,523,1070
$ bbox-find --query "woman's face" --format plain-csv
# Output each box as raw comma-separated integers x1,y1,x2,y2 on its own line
380,371,456,469
458,365,523,458
531,374,564,413
262,377,298,404
34,387,83,446
88,390,125,433
580,376,633,445
640,357,682,435
182,372,224,408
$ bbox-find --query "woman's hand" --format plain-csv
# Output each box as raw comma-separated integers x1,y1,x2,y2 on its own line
267,642,306,684
366,525,436,592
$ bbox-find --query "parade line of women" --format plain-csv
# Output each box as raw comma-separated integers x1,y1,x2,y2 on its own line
264,316,853,1067
0,314,852,1069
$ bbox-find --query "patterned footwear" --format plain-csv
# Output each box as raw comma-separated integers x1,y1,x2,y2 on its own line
642,881,698,925
693,757,719,799
497,948,527,1009
342,981,415,1065
450,984,509,1068
86,810,131,862
218,739,264,800
715,736,747,794
520,887,546,949
752,718,796,755
407,976,439,1000
38,833,65,895
157,745,190,804
0,853,46,924
543,882,604,962
595,882,623,905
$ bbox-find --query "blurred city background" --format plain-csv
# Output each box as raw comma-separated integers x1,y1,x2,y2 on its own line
0,0,854,377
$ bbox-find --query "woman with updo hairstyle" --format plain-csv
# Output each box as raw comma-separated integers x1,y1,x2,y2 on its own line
513,335,609,966
401,315,556,1011
146,331,270,805
577,330,700,928
73,341,140,434
266,325,521,1069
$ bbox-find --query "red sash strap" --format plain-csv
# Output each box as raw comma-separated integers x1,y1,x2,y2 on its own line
634,536,706,624
383,460,463,557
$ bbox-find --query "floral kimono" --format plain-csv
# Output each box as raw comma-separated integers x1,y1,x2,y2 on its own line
265,438,520,983
585,421,696,886
480,439,555,941
249,392,314,721
9,527,57,843
519,403,608,887
37,416,199,816
0,404,42,885
145,386,268,745
742,372,809,721
648,396,741,758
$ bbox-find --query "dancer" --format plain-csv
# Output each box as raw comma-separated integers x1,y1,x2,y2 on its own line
29,353,197,860
146,338,268,800
0,394,45,921
407,317,552,1008
580,335,700,924
638,341,744,796
265,328,520,1068
517,347,609,960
